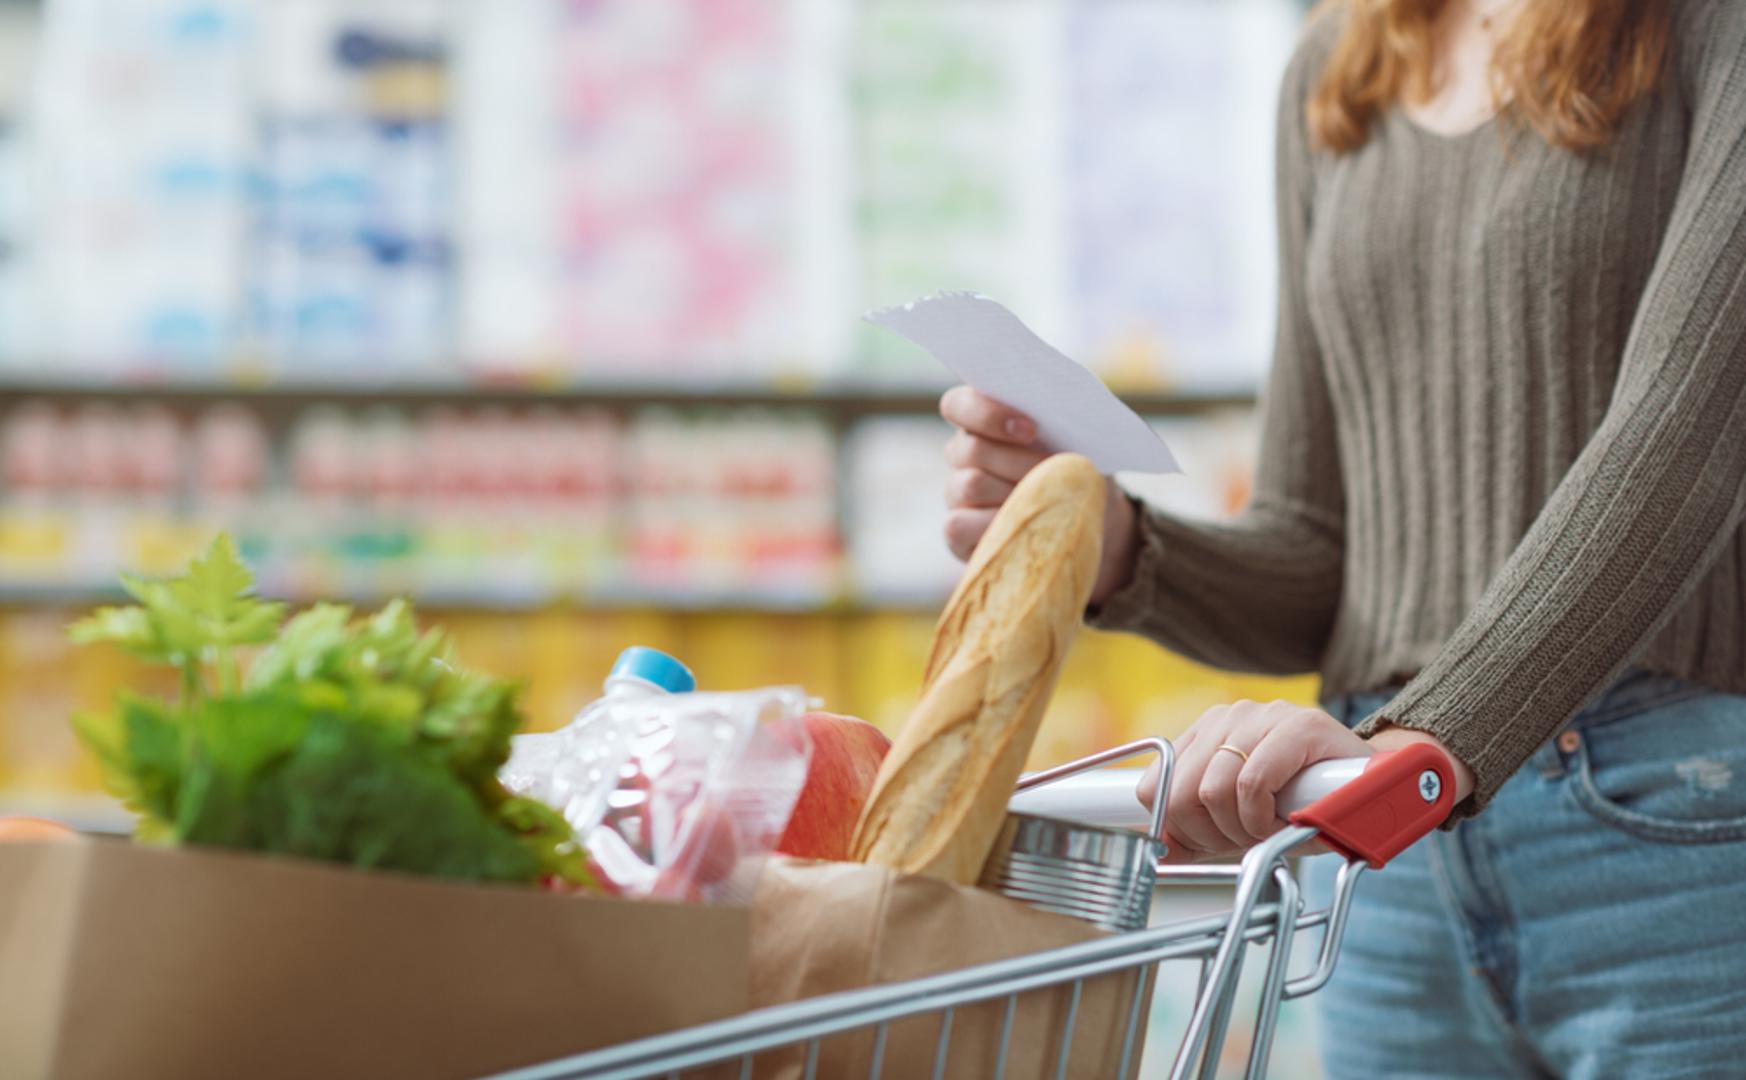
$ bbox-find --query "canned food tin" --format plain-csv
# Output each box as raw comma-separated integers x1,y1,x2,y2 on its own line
981,811,1164,932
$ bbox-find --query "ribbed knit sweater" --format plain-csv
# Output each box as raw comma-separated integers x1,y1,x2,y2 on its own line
1091,0,1746,815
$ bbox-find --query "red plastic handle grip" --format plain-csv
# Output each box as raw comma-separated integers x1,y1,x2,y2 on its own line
1286,743,1455,868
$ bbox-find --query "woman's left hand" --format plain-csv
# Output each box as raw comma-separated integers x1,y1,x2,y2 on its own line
1136,700,1372,862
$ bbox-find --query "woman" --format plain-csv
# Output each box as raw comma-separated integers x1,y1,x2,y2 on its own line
941,0,1746,1075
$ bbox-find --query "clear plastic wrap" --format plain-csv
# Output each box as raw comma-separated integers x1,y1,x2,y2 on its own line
502,687,812,903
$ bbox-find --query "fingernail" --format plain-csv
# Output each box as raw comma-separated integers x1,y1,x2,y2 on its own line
1005,418,1034,442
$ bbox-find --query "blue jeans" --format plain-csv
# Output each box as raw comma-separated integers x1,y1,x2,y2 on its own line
1306,670,1746,1079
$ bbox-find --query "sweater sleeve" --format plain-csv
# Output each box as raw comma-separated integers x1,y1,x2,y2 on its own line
1357,2,1746,815
1089,25,1346,676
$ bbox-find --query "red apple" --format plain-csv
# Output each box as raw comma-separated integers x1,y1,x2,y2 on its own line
775,712,892,862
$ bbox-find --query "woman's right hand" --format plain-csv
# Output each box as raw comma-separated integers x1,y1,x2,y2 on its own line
939,386,1140,605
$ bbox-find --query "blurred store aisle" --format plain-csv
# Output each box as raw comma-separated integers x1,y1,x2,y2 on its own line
0,0,1315,883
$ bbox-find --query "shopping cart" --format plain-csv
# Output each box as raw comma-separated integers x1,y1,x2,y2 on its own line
489,737,1455,1080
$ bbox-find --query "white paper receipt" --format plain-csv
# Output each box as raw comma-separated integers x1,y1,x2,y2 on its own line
865,292,1180,476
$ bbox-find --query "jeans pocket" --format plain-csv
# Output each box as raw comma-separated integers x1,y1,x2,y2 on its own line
1569,691,1746,844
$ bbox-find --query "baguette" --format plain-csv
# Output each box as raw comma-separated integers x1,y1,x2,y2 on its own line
849,453,1105,883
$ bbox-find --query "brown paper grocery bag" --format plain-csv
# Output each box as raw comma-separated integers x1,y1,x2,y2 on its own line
0,837,749,1080
747,858,1151,1080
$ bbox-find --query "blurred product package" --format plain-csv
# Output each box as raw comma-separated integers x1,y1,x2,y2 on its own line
255,0,453,370
29,0,254,370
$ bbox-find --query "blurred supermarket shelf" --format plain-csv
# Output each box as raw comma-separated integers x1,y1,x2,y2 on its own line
0,581,948,615
0,0,1303,393
0,376,1256,418
0,393,1261,611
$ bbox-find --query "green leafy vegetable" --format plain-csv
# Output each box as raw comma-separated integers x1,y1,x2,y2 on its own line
69,535,592,889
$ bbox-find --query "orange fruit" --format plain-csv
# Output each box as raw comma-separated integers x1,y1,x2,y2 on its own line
0,816,78,843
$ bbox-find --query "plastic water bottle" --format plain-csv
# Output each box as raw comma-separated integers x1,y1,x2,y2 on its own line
499,647,695,828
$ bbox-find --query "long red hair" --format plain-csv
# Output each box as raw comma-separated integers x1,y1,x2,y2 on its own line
1308,0,1671,153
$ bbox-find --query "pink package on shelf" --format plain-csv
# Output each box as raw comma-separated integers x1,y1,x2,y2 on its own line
555,0,792,372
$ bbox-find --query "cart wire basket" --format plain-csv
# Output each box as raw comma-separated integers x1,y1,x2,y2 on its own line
488,736,1456,1080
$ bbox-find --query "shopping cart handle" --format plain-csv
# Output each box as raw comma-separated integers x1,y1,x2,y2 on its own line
1286,743,1454,867
1008,745,1454,869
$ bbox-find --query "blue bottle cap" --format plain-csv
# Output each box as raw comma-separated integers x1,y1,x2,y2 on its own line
609,646,696,694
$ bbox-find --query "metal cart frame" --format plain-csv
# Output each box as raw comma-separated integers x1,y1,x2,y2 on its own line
491,737,1451,1080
